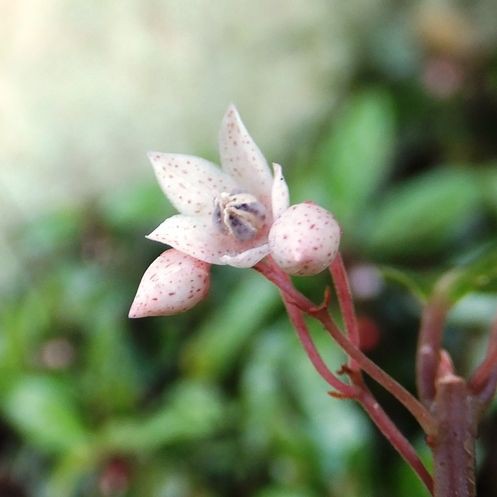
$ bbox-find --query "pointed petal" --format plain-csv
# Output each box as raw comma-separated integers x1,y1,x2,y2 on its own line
148,152,238,216
220,243,270,268
129,249,210,318
271,163,290,220
218,105,273,201
146,214,243,265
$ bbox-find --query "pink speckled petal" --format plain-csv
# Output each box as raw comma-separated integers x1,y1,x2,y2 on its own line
269,202,341,276
220,243,270,268
148,152,238,216
218,105,273,201
271,163,290,220
146,214,257,265
129,249,210,318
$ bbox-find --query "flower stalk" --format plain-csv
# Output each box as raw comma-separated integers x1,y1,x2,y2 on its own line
255,257,436,435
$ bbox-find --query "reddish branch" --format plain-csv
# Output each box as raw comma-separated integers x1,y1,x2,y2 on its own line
255,258,435,435
278,276,434,493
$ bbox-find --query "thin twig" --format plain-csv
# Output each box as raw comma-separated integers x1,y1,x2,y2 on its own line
280,274,433,494
329,254,360,371
468,315,497,396
283,299,357,396
415,275,456,406
254,258,436,435
357,386,434,494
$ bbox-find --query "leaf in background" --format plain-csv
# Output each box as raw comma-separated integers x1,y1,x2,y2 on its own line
99,180,171,232
379,265,436,303
82,308,142,414
181,271,279,379
282,321,370,477
99,380,225,453
365,167,482,258
2,376,89,453
443,243,497,304
477,165,497,219
316,89,395,229
240,325,297,456
18,209,83,258
255,487,317,497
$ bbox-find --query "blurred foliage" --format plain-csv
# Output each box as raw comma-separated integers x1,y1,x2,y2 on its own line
2,1,497,497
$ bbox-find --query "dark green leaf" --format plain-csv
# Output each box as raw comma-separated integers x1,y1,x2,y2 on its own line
365,167,482,258
3,376,89,453
317,89,395,228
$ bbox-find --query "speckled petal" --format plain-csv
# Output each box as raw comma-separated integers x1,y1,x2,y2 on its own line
148,152,238,216
146,214,254,265
129,249,210,318
271,163,290,220
268,202,341,276
218,105,273,201
220,243,270,268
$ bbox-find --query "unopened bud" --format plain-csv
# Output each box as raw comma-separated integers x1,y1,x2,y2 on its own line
268,202,340,276
129,249,210,318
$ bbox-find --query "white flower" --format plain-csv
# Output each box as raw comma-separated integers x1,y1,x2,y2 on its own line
146,105,290,268
129,249,210,318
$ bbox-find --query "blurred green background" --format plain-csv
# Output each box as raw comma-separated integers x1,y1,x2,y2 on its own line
1,1,497,496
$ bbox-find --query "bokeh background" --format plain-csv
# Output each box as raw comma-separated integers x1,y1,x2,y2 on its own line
1,1,497,496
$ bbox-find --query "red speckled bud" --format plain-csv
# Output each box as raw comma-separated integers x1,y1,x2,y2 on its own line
268,202,340,276
129,249,210,318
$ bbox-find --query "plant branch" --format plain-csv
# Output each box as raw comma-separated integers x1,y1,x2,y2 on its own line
283,298,357,397
329,254,360,371
282,286,433,494
254,258,436,435
357,384,434,495
431,374,477,497
468,315,497,397
416,292,450,406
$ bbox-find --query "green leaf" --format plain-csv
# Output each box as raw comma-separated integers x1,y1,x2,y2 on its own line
317,89,395,228
365,167,482,258
478,165,497,219
3,376,89,453
444,243,497,303
100,380,225,453
82,308,141,414
99,180,171,231
379,265,436,303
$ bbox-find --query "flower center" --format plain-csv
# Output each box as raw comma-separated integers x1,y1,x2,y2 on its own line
213,192,267,241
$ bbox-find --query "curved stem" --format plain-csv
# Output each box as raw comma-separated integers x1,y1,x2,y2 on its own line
254,259,436,435
358,387,434,495
315,309,435,435
279,271,433,494
283,298,357,396
468,315,497,396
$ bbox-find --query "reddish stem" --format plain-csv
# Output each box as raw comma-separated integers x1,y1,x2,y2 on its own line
357,386,434,494
281,281,433,494
431,374,477,497
416,276,454,406
468,315,497,396
254,258,435,435
283,299,357,396
282,286,433,493
329,254,360,370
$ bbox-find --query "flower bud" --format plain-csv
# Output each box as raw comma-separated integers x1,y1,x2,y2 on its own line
268,202,340,276
129,249,210,318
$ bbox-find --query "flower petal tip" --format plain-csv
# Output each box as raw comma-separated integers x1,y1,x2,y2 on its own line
128,249,210,318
